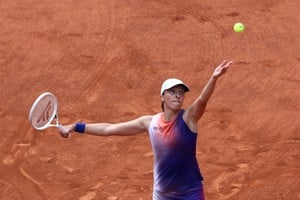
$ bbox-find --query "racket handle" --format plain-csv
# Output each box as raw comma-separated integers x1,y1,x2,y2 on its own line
58,124,68,134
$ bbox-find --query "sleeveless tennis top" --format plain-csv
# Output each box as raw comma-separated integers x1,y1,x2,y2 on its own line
148,110,204,199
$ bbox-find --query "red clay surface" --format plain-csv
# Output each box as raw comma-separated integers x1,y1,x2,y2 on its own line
1,0,299,199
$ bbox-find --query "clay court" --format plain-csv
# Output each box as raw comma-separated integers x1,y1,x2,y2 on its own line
0,0,299,199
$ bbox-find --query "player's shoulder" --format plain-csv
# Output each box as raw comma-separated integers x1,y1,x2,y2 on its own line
139,114,154,122
138,114,156,129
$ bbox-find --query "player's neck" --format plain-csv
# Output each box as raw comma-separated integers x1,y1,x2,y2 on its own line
163,109,180,122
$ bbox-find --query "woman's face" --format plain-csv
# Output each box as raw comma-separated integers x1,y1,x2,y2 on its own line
161,85,185,111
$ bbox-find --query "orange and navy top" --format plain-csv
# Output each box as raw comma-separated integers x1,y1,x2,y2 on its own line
148,109,204,199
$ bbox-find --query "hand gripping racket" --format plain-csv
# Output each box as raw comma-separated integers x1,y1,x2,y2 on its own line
29,92,68,134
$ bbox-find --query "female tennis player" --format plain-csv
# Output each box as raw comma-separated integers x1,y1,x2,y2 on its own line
60,60,233,199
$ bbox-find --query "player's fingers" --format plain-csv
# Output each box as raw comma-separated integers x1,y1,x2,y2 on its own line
220,60,228,67
228,60,234,65
224,60,233,68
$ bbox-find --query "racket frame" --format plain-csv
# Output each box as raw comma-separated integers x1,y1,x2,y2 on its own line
29,92,59,130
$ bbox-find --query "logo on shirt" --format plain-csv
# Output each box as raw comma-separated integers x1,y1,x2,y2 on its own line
153,126,162,134
153,125,173,140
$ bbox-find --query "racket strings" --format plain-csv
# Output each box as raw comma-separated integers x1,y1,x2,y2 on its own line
36,100,52,124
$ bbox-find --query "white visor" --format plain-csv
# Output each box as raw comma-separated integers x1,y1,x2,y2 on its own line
160,78,189,95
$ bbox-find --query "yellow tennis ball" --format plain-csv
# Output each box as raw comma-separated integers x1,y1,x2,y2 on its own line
233,22,245,33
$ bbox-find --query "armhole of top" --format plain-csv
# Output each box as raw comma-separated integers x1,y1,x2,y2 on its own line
181,109,198,134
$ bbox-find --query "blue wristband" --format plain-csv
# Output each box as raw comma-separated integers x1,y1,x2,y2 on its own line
75,123,85,134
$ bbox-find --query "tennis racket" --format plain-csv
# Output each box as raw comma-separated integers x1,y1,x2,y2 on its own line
29,92,68,134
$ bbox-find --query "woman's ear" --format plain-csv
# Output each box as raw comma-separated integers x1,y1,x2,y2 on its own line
160,95,164,102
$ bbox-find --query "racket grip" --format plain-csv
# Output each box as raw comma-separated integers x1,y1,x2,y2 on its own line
58,124,68,134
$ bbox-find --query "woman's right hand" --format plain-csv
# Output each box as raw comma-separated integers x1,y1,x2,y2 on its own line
59,124,75,138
